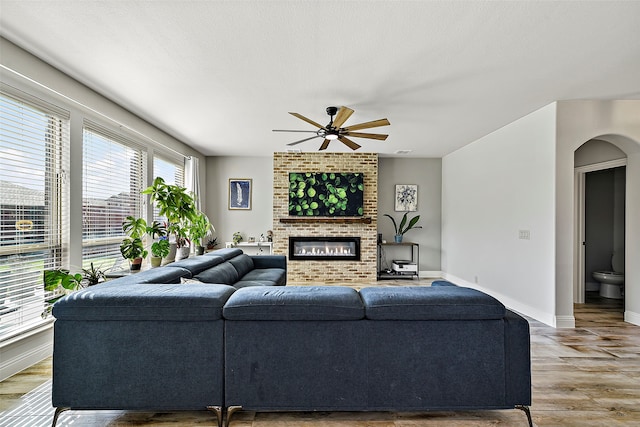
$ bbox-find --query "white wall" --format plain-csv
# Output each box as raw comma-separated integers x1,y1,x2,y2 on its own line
442,104,558,326
205,156,274,245
555,100,640,326
378,158,442,274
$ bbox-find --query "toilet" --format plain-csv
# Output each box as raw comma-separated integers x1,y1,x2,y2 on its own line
592,252,625,299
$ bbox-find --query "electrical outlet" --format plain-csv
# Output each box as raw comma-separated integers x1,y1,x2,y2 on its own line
519,230,530,240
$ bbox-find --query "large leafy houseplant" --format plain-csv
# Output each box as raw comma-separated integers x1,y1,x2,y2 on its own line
188,212,215,255
142,177,198,251
384,212,422,243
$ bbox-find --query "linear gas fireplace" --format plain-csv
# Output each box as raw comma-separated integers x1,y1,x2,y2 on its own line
289,237,361,261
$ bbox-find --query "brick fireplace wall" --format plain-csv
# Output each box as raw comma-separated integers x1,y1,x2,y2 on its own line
273,152,378,283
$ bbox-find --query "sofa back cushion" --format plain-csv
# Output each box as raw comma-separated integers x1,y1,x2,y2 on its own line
360,286,506,320
228,254,254,277
194,262,239,285
167,256,225,277
53,283,236,321
205,247,243,260
223,286,364,321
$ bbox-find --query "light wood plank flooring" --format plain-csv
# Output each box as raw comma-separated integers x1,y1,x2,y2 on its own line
1,283,638,426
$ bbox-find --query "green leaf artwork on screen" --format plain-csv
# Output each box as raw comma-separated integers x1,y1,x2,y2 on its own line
288,172,364,216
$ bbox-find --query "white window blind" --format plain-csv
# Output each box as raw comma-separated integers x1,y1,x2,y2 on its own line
152,155,185,224
0,87,70,341
82,122,146,271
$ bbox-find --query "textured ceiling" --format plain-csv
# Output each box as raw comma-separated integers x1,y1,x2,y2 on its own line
1,1,639,157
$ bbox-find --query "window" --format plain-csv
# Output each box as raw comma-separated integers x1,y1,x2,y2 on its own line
82,122,146,271
0,87,69,340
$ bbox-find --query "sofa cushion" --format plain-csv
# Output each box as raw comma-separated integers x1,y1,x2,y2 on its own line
360,286,506,320
167,256,225,277
233,280,279,289
239,268,286,286
228,254,254,277
204,247,243,260
103,266,191,286
223,286,364,321
194,262,239,284
52,283,236,321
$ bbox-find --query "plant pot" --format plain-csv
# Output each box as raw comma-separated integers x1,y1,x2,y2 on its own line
394,234,403,243
195,246,205,256
150,256,162,268
162,242,177,265
130,258,143,271
176,246,190,261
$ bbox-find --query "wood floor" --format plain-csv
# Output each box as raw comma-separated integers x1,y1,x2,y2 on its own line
1,287,638,426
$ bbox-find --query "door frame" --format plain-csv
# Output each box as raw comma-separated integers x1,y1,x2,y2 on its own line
573,158,627,303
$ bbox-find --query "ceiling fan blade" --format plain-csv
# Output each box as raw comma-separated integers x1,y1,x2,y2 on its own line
332,106,355,129
273,129,319,133
338,136,361,151
289,112,325,129
287,135,323,146
343,118,390,132
344,132,388,141
319,139,331,151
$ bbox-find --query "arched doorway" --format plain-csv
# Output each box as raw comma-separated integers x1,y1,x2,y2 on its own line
569,134,638,325
574,139,626,312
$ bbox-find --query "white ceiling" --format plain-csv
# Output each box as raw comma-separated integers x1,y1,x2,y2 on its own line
1,1,639,157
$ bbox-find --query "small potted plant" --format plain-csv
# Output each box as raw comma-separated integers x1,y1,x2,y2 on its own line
232,231,243,246
121,216,149,270
383,212,422,243
206,237,219,252
120,237,148,271
42,264,105,317
150,237,170,267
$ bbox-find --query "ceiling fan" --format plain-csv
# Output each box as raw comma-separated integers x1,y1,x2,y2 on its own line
273,106,390,151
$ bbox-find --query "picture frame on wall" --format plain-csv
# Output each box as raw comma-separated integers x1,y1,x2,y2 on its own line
229,178,252,210
395,184,418,211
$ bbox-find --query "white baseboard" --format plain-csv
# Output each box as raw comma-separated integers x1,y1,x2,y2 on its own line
419,271,442,278
624,310,640,326
442,273,558,327
0,325,53,381
554,315,576,328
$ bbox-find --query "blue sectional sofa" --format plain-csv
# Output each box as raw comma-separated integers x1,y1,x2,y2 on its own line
50,251,532,427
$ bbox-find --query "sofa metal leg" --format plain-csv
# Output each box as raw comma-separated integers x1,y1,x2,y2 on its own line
515,405,533,427
207,405,223,427
224,405,243,427
51,407,70,427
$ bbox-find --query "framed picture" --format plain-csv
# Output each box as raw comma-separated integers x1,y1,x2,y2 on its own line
229,178,252,210
395,184,418,211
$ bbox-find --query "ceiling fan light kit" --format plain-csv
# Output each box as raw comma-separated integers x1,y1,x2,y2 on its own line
273,106,390,151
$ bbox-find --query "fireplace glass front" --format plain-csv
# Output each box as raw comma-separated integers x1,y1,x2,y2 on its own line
289,237,361,261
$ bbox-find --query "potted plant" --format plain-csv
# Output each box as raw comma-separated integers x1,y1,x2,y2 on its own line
383,212,422,243
188,212,215,255
150,237,170,267
142,177,198,263
120,237,148,270
205,237,219,252
233,231,243,246
81,262,106,286
42,263,106,317
121,216,148,270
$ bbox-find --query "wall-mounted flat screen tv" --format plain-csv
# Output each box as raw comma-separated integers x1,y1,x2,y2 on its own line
289,172,364,216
